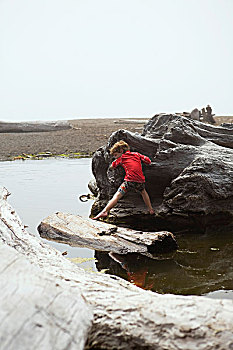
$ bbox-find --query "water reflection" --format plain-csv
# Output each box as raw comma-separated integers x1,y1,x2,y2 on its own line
95,230,233,298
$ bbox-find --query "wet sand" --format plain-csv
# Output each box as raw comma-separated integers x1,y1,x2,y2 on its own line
0,118,147,161
0,116,231,161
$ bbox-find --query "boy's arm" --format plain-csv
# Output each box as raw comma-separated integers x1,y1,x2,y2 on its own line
139,153,151,165
111,157,122,169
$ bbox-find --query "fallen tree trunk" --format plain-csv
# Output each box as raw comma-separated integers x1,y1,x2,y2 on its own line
38,212,177,257
1,187,233,350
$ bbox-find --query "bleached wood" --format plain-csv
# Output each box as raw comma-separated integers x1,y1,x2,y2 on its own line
38,212,177,257
1,187,233,350
0,244,92,350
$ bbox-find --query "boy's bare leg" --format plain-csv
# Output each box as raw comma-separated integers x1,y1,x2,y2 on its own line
93,191,123,219
141,189,155,215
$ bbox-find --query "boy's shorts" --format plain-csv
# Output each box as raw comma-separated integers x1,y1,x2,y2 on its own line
118,181,145,196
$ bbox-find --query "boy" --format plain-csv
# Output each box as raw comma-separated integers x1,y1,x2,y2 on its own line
93,140,154,220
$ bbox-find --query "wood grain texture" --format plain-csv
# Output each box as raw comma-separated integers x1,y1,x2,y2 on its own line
38,212,177,257
1,187,233,350
0,244,92,350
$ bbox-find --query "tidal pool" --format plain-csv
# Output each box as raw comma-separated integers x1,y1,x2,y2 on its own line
1,158,232,299
1,158,97,271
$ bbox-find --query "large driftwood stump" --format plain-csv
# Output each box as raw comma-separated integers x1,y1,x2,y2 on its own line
1,187,233,349
91,114,233,232
38,212,177,257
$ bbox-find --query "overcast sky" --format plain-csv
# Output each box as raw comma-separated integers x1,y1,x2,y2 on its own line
0,0,232,122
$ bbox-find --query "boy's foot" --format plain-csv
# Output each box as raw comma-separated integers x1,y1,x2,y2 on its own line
92,211,108,220
149,209,155,215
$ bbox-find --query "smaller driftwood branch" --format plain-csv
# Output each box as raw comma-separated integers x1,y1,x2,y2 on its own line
38,212,177,257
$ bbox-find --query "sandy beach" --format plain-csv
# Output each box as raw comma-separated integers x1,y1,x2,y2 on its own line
0,118,148,161
0,116,232,161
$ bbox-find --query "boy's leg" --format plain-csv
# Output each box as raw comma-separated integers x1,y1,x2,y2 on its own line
140,189,155,215
92,191,123,219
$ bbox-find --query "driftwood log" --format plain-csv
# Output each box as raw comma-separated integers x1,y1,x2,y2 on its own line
0,244,92,350
1,187,233,349
0,188,92,350
0,120,71,133
38,212,177,258
90,114,233,232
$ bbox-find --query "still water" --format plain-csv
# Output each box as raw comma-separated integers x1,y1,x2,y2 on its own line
1,158,232,299
1,158,97,271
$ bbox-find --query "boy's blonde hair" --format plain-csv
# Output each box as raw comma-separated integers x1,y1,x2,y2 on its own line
110,140,130,155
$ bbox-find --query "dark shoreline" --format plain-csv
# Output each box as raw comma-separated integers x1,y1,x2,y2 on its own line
0,116,231,161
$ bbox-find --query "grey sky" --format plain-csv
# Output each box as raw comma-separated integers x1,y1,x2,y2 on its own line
0,0,232,121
